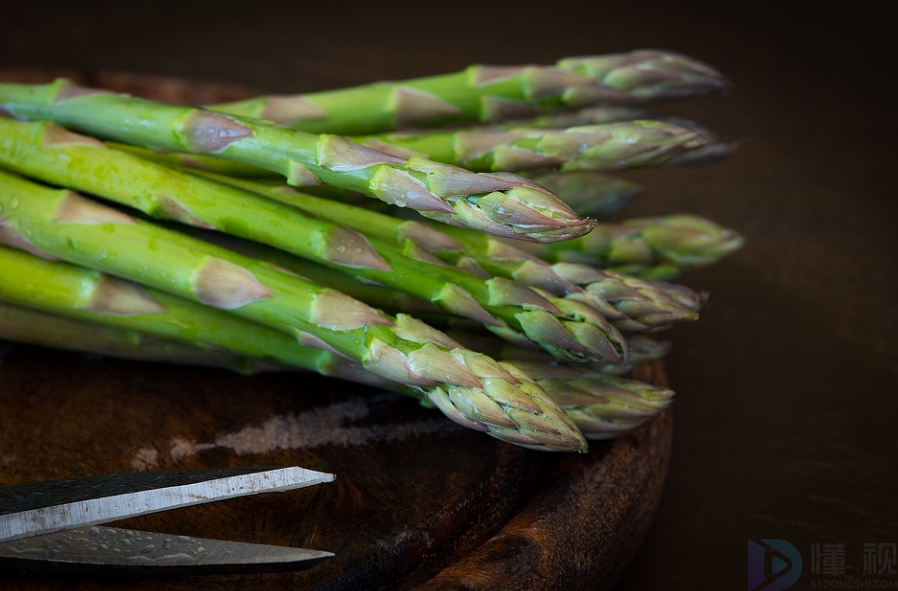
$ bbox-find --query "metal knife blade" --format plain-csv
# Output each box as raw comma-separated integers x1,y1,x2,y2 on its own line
0,466,335,543
0,526,333,575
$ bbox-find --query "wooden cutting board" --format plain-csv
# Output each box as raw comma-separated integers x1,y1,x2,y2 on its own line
0,71,673,591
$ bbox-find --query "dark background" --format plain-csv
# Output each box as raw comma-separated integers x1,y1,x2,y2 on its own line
2,2,895,589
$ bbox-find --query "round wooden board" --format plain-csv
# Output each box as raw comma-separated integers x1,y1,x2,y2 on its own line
0,71,673,590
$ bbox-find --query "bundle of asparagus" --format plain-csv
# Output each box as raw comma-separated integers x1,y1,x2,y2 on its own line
0,49,741,452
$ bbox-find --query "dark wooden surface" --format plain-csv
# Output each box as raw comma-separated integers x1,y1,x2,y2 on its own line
1,2,897,589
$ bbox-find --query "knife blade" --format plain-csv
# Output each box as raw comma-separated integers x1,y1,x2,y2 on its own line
0,466,335,543
0,526,333,575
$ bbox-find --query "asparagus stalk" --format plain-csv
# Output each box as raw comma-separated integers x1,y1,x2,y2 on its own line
356,120,707,173
653,280,710,311
108,142,380,207
107,142,279,178
0,79,592,243
0,297,667,441
0,300,272,376
505,106,737,168
546,264,702,334
526,107,737,169
0,173,588,452
204,174,701,335
0,246,391,386
412,220,705,332
521,171,642,219
515,214,745,280
505,361,673,439
571,113,737,168
441,324,672,377
521,106,655,128
0,120,626,364
208,50,728,134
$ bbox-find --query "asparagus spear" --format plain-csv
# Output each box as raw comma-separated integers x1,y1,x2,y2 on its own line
440,324,672,377
521,106,654,128
0,300,272,376
0,297,667,441
104,140,646,219
653,280,710,311
0,173,588,452
0,246,390,386
0,79,592,243
521,171,642,219
107,142,644,220
515,214,745,280
208,50,728,134
408,220,704,333
505,361,673,439
0,119,626,364
107,143,279,178
546,264,702,334
355,120,707,173
108,141,383,208
504,106,737,168
202,174,700,334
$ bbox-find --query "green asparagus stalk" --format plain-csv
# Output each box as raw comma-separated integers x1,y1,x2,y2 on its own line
442,104,700,138
422,228,703,334
182,226,447,316
598,335,672,375
208,50,728,134
505,106,737,168
0,173,589,452
105,142,646,219
441,324,672,377
522,106,655,128
0,246,392,386
546,264,702,334
648,280,709,313
521,171,642,219
355,120,707,173
199,172,701,335
0,80,593,243
0,119,626,364
0,296,666,441
508,107,718,141
107,143,279,178
108,142,385,208
505,360,673,439
515,214,745,280
482,361,672,440
0,300,271,375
